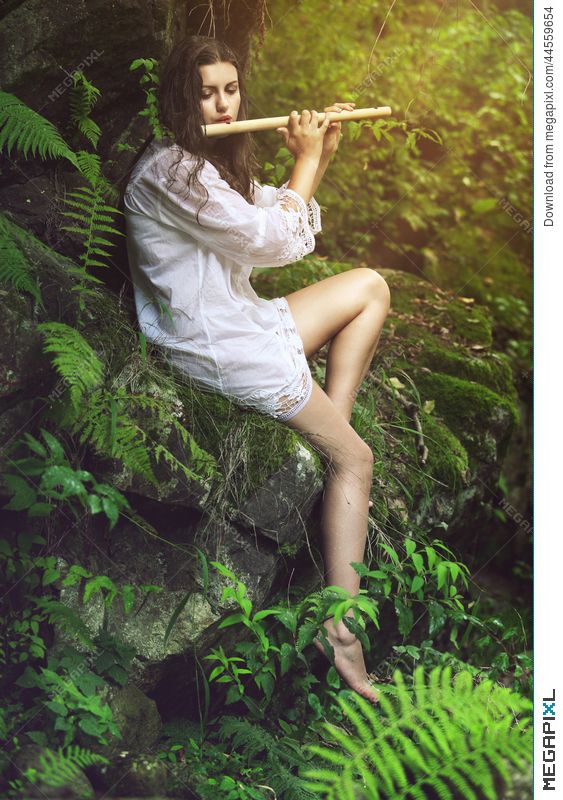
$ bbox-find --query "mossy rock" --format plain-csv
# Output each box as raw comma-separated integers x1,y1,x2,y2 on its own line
11,744,95,799
411,370,519,463
381,268,493,347
420,413,470,489
178,381,320,504
420,227,532,356
416,343,516,400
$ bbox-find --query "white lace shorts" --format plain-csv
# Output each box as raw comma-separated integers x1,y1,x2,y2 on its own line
259,296,313,421
165,296,313,423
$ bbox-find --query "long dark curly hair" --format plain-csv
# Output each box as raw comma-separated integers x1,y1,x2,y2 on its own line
154,35,260,219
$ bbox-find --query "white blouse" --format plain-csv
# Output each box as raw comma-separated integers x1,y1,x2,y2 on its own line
123,137,322,420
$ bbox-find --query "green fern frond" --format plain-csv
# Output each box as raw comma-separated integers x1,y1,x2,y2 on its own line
68,71,102,149
127,392,217,482
27,744,108,788
0,90,78,167
60,183,124,271
0,214,42,304
218,716,317,800
73,151,102,185
72,388,155,484
37,322,104,410
34,597,96,650
301,665,532,800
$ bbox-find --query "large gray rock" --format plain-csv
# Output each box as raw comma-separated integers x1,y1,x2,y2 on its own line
90,684,162,758
53,512,287,691
234,440,323,546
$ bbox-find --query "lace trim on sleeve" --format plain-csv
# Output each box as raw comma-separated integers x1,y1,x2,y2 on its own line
279,180,322,235
275,186,317,263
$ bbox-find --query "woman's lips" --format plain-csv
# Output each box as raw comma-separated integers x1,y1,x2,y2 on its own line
216,116,232,122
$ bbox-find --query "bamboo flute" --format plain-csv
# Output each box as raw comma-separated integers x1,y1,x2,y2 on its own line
202,106,392,137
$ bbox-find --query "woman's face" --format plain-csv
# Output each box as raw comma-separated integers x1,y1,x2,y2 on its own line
198,61,241,134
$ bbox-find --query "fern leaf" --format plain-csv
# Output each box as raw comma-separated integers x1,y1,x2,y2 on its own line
68,71,102,149
34,745,108,788
0,214,42,304
441,765,478,800
0,91,78,167
301,667,532,800
37,322,104,410
422,775,453,800
74,151,103,186
301,767,340,793
73,389,156,484
34,597,95,649
338,693,378,744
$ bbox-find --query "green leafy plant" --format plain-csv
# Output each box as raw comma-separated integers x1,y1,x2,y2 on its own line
40,323,104,409
2,427,130,529
69,385,217,486
129,57,174,140
53,562,162,614
0,213,43,305
15,648,121,746
22,744,109,792
159,732,272,800
216,715,318,800
31,323,218,487
355,536,469,643
0,77,123,313
301,665,532,800
0,90,78,166
201,561,380,717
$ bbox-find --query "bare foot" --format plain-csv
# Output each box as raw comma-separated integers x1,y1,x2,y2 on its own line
313,618,379,705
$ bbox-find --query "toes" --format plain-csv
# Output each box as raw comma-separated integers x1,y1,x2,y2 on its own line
364,689,380,705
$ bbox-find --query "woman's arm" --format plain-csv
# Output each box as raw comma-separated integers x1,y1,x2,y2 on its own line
310,152,332,197
286,153,322,206
127,153,320,268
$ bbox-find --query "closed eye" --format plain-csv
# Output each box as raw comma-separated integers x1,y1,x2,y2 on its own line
201,88,239,99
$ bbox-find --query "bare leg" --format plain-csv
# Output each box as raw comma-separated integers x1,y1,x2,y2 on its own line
285,267,391,422
283,380,378,703
287,270,390,500
282,268,391,702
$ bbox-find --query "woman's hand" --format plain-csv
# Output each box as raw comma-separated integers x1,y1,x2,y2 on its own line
321,101,355,158
276,108,331,161
276,102,355,160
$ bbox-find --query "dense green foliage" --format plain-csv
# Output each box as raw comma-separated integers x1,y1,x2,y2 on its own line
302,666,531,800
250,0,532,373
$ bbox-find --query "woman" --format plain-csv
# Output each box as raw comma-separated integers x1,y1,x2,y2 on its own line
123,36,391,704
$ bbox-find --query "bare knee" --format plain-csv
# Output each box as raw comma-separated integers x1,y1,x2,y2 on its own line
331,436,373,477
355,267,391,310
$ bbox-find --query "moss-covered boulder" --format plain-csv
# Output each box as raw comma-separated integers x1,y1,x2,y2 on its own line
252,258,521,539
52,514,283,691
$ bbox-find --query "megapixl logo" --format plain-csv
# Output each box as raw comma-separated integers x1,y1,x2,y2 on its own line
542,690,556,790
